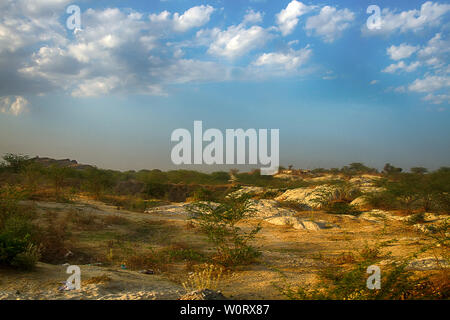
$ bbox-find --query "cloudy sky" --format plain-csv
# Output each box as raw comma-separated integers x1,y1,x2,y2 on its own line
0,0,449,171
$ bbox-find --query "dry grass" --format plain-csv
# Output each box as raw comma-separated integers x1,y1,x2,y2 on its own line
101,214,129,225
83,274,112,285
182,264,225,292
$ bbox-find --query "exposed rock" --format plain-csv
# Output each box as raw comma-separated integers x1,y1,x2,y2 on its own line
406,257,449,271
250,199,296,218
230,186,265,197
31,156,94,170
229,186,279,198
350,196,370,209
358,210,405,222
413,224,430,233
145,203,188,215
179,289,228,300
275,185,345,209
264,216,331,231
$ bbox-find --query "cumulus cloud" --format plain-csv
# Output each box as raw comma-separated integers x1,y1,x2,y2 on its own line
243,9,264,25
200,23,270,59
423,93,450,104
276,1,314,36
0,0,69,53
383,61,420,73
0,96,29,115
0,2,316,100
305,6,355,43
364,1,450,35
387,43,419,60
149,5,214,32
417,33,450,67
253,47,312,70
409,75,450,92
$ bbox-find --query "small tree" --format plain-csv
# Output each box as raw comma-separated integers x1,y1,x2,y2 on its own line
2,153,30,173
47,165,71,200
383,163,402,175
410,167,428,175
187,194,261,266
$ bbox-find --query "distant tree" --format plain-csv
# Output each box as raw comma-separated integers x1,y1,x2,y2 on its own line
383,163,402,175
288,165,293,170
348,163,378,174
22,162,44,193
311,168,326,174
143,182,168,199
2,153,30,173
47,165,71,199
85,168,116,198
329,168,340,174
410,167,428,175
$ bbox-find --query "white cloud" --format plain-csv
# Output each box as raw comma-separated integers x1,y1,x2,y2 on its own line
409,75,450,92
149,5,214,32
203,24,270,59
243,9,263,25
387,43,419,60
305,6,355,43
276,1,314,36
364,1,450,35
0,0,69,53
417,33,450,67
71,76,121,97
370,80,379,85
253,47,312,70
0,96,29,115
383,61,420,73
423,93,450,104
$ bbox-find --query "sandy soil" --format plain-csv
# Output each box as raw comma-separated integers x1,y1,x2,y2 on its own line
0,197,446,300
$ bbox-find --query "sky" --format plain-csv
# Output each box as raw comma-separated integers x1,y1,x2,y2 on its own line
0,0,449,172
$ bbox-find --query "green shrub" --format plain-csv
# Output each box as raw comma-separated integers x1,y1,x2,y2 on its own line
11,243,41,270
143,182,168,199
187,194,262,267
279,243,434,300
192,188,214,201
0,186,38,269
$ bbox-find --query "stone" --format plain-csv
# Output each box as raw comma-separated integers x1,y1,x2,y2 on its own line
406,257,449,270
264,216,324,231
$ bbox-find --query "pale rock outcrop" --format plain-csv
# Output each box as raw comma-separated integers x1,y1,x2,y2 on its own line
265,216,327,231
229,186,265,197
229,186,278,198
250,199,334,230
275,185,343,209
350,196,370,209
145,203,190,215
358,210,405,222
249,199,296,218
406,257,449,270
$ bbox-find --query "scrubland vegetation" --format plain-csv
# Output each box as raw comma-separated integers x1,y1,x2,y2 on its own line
0,153,448,300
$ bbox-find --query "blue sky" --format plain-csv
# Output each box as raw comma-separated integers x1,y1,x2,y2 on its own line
0,0,449,171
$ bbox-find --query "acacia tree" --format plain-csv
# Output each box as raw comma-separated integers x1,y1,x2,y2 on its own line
187,194,261,266
47,165,71,200
2,154,30,173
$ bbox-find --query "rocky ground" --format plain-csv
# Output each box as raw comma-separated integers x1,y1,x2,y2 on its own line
0,179,448,300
